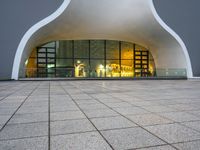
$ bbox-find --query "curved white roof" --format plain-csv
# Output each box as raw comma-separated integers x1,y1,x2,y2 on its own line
12,0,193,79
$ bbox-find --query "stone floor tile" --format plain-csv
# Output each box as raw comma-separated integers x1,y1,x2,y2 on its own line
98,98,123,104
52,102,76,106
101,127,165,150
0,115,11,125
51,131,112,150
27,96,48,101
127,113,173,126
104,102,132,108
51,119,96,135
16,106,48,114
23,100,48,107
138,145,176,150
0,136,48,150
113,106,149,115
141,105,177,113
83,109,119,118
50,105,79,112
181,121,200,131
145,123,200,143
0,108,16,115
51,111,86,121
167,104,200,111
187,110,200,117
70,94,92,100
0,102,22,108
0,96,4,100
130,101,158,107
1,80,200,149
78,103,108,110
158,112,200,122
91,116,137,130
8,113,48,124
173,140,200,150
91,94,113,99
0,122,48,140
76,99,100,105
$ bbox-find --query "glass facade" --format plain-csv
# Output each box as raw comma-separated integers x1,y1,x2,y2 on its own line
25,40,156,78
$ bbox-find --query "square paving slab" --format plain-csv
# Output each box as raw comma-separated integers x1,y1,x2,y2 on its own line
0,122,48,140
51,131,112,150
91,116,137,130
173,140,200,150
101,127,165,149
51,119,96,135
0,80,200,150
0,136,48,150
145,123,200,143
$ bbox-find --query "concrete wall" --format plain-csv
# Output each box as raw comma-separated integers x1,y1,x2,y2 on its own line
0,0,63,79
153,0,200,77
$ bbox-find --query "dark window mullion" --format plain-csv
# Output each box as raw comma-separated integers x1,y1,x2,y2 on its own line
37,48,39,77
104,40,106,77
72,40,75,65
45,48,48,77
133,44,135,77
54,41,57,77
119,41,121,78
89,40,91,78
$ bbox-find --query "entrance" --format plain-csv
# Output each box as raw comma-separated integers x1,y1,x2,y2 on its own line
37,46,56,77
25,40,156,78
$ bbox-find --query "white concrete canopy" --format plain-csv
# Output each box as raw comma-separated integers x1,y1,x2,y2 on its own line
12,0,193,79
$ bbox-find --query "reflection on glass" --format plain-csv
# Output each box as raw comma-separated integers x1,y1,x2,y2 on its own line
149,52,156,76
42,42,55,48
57,41,73,58
90,40,104,59
90,60,105,77
56,59,73,67
74,40,89,58
74,59,89,77
106,60,120,77
106,41,119,59
26,40,156,78
25,58,37,78
121,60,133,77
135,44,146,51
121,42,133,59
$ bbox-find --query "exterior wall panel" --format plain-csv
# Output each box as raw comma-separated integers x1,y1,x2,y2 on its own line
153,0,200,77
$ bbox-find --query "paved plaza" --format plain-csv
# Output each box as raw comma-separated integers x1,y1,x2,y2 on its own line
0,80,200,149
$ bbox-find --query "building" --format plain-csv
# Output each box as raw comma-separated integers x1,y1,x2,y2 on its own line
0,0,200,79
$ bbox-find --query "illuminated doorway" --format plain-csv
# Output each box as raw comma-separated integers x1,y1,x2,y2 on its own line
25,40,156,78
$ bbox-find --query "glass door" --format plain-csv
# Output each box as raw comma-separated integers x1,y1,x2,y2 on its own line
134,50,149,77
37,45,56,77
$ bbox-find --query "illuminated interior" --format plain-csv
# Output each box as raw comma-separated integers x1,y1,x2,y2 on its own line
25,40,156,78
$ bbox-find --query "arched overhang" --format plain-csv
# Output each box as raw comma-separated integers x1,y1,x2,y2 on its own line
12,0,193,79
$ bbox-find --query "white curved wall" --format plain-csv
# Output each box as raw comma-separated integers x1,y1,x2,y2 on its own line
12,0,193,79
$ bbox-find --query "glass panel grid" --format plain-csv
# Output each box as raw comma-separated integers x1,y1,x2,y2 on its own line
26,40,156,78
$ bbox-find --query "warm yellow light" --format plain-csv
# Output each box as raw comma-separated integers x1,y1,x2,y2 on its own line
123,50,133,59
25,59,28,66
149,65,153,73
47,64,54,68
75,63,86,77
99,64,104,70
77,60,81,64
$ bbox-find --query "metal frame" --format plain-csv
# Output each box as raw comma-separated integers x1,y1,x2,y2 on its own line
36,42,56,77
34,40,153,78
134,50,149,77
